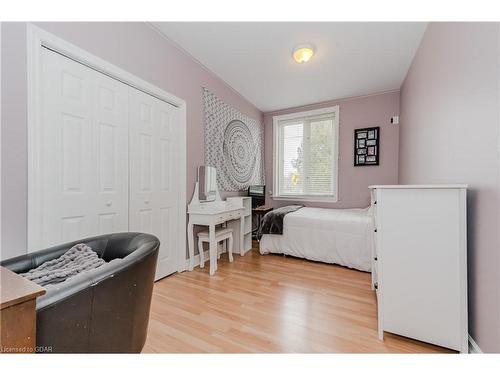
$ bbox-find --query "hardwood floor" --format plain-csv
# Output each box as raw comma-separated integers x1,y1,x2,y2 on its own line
142,243,453,353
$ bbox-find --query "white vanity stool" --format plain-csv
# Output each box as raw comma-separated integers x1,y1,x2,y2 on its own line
198,227,233,275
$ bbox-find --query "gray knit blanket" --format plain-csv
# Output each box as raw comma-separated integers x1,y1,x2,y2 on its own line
257,205,304,240
21,244,105,286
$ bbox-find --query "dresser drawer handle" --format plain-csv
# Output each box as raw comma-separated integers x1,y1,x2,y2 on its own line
374,229,377,233
374,256,378,261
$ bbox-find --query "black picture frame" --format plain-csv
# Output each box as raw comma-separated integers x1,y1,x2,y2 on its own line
354,126,380,166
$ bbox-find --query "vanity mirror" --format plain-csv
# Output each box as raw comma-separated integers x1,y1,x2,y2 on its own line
198,166,218,202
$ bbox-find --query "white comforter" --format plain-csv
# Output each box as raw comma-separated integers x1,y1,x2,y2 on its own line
259,207,374,272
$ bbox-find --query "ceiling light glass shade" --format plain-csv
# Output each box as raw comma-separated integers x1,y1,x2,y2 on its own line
293,45,315,63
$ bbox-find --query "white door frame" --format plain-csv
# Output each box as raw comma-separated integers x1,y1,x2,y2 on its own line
26,23,187,272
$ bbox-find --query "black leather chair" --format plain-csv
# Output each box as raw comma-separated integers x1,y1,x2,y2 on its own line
0,232,160,353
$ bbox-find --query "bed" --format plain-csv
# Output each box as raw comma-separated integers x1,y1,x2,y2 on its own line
259,207,374,272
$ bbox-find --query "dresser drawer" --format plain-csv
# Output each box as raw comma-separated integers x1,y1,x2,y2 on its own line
370,189,377,205
372,254,378,274
215,210,241,224
372,255,378,289
369,190,378,236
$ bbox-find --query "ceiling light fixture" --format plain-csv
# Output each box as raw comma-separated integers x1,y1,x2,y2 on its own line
292,44,315,64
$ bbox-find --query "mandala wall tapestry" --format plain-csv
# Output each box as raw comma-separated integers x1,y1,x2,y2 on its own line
203,88,264,191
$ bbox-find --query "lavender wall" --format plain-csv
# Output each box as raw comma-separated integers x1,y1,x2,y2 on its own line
263,91,400,209
399,23,500,352
0,22,262,260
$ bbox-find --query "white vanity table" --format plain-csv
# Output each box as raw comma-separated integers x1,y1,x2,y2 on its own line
187,198,245,273
187,167,248,275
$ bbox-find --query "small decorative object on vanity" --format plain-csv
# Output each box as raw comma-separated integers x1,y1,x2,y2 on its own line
370,185,468,353
354,127,379,166
187,166,252,276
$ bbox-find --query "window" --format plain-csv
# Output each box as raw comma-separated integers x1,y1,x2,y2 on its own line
273,106,339,202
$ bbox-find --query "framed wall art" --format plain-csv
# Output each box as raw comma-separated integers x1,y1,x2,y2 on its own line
354,126,379,166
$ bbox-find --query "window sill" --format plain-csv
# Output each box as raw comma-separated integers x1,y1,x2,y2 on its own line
271,195,338,203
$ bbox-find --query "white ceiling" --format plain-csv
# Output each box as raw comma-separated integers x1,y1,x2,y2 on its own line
152,22,427,112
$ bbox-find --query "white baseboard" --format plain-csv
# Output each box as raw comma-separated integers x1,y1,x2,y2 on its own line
468,334,483,354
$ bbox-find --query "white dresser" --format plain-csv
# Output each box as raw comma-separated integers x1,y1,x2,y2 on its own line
369,185,468,353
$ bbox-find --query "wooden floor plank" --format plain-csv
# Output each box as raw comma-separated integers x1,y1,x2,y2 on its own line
143,243,453,353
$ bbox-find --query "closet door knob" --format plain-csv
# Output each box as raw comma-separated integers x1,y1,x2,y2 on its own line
106,201,112,207
144,199,150,204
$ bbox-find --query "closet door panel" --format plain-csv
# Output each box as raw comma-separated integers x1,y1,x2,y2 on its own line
155,106,179,278
129,89,179,280
35,48,129,250
93,71,129,235
41,49,96,248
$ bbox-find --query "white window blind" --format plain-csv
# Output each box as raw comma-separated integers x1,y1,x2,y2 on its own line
273,106,339,202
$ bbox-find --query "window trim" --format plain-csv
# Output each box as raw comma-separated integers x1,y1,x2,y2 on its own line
272,105,339,203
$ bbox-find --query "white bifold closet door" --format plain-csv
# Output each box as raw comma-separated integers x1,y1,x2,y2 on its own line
39,48,129,247
129,89,179,279
35,47,180,279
